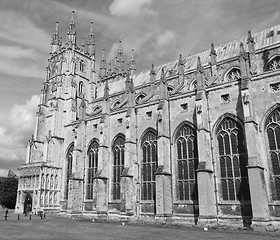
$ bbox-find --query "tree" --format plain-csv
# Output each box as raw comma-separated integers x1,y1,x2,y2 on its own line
0,178,18,209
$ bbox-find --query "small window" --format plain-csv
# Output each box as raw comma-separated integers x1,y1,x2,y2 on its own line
80,60,84,72
270,82,280,92
267,30,274,38
180,103,188,111
135,93,146,104
221,94,230,104
146,111,152,119
93,124,98,130
277,30,280,35
117,118,123,125
79,81,84,95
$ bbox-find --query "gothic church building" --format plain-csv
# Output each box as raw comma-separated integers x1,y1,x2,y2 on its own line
16,12,280,228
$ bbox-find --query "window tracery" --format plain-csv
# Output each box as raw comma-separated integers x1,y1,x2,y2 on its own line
175,124,198,201
141,130,157,201
86,140,99,200
112,135,125,200
189,80,197,90
266,108,280,200
225,68,241,82
267,56,280,71
217,117,250,201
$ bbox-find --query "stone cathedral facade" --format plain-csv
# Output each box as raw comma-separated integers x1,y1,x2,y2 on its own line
16,12,280,228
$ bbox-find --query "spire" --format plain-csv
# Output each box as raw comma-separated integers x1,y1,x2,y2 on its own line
210,43,217,65
196,56,204,74
239,42,248,60
50,21,61,54
66,10,76,48
99,48,107,78
178,54,184,76
195,57,205,92
87,21,95,56
247,30,255,54
150,64,156,83
160,67,166,84
129,49,136,76
115,40,125,74
103,79,109,100
107,62,112,76
81,37,85,52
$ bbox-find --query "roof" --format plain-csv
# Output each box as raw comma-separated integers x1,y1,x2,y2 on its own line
0,169,17,178
97,24,280,97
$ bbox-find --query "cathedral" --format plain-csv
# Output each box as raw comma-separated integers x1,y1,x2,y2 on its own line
16,11,280,228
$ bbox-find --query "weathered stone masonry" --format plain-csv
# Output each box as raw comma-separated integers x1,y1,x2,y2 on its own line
16,12,280,228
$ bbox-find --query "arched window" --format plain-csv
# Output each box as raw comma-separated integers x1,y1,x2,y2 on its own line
225,68,241,82
78,81,84,95
112,135,125,200
266,56,280,71
86,140,99,200
80,60,84,72
265,107,280,200
141,130,157,201
65,144,74,200
189,80,197,91
135,93,146,104
176,124,198,201
217,117,250,201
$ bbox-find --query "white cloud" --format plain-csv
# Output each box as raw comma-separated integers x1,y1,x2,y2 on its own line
0,95,39,168
109,0,155,17
0,45,40,60
156,30,176,47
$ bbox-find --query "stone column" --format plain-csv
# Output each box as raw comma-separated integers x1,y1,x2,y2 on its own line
238,42,270,225
155,68,172,217
195,57,217,224
120,107,137,215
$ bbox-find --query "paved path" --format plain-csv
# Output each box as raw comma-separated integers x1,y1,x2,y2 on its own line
0,213,279,240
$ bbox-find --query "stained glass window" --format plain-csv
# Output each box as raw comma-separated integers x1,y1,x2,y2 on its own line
141,130,158,201
217,117,250,201
86,141,99,200
266,108,280,200
176,124,198,201
225,68,241,82
112,135,125,200
65,144,74,200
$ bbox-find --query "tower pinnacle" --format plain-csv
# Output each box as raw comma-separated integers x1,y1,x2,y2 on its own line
87,21,95,56
50,21,61,54
66,10,76,48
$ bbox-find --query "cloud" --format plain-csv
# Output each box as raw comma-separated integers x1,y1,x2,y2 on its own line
156,30,176,47
0,10,50,52
109,0,155,17
0,95,39,171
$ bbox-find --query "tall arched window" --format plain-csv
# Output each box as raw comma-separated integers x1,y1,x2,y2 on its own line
141,130,158,201
176,124,198,201
86,140,99,200
217,117,250,201
265,107,280,200
112,135,125,200
65,144,74,200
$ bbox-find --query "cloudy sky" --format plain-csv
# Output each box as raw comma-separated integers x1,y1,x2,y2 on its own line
0,0,279,172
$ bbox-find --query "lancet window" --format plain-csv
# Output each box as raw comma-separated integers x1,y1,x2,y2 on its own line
141,130,158,201
266,107,280,200
86,140,99,200
175,124,198,201
112,135,125,200
65,144,74,200
217,117,250,201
